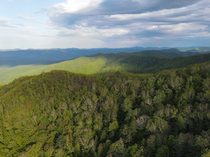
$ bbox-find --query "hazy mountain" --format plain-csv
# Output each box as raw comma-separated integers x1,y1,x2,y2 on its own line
0,47,209,68
1,51,210,84
0,56,64,69
184,47,210,53
0,47,169,61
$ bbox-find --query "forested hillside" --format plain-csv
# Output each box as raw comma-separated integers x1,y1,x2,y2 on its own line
1,52,210,84
0,61,210,156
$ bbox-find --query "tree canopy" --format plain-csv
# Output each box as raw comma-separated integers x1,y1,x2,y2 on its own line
0,61,210,156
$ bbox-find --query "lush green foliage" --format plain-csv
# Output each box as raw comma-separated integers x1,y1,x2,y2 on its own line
0,61,210,156
1,52,210,84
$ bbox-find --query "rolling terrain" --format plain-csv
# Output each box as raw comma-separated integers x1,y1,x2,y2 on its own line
0,47,208,68
0,51,210,84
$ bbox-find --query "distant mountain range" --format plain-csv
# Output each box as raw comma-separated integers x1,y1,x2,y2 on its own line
0,48,210,84
0,47,210,68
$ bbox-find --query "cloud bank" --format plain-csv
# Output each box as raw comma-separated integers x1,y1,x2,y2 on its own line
1,0,209,49
45,0,210,47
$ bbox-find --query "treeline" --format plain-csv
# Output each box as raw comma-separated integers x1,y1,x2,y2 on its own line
99,52,210,74
0,61,210,156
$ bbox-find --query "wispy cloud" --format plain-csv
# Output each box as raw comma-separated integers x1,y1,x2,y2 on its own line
57,25,129,38
18,14,47,24
0,19,16,28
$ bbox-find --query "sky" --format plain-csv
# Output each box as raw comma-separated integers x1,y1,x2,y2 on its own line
0,0,210,49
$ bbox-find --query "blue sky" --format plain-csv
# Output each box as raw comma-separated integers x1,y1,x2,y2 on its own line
0,0,210,49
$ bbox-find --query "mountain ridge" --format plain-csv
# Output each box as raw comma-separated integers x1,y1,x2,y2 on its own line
0,51,210,84
0,47,209,67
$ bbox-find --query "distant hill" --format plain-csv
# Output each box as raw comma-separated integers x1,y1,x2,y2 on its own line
0,56,64,70
162,48,210,56
184,47,210,53
0,47,209,68
134,50,182,57
1,52,210,84
0,47,169,61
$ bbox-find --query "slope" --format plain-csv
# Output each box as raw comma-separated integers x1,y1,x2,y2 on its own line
1,52,210,84
1,61,210,156
0,47,208,68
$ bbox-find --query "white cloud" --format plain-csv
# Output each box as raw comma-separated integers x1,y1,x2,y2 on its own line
0,26,105,49
57,25,129,38
112,0,209,23
0,19,16,28
147,25,159,30
51,0,104,14
18,14,47,24
159,23,208,34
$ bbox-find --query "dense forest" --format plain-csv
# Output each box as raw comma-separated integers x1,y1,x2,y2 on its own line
1,60,210,156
